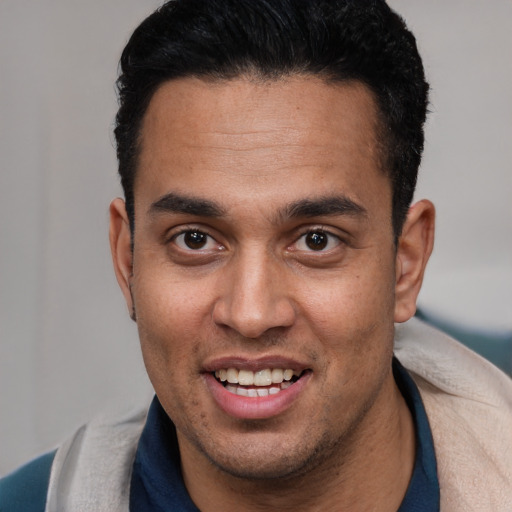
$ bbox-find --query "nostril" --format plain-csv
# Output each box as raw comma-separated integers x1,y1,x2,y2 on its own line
212,297,296,339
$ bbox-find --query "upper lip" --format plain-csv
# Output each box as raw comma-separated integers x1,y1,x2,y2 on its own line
202,355,311,373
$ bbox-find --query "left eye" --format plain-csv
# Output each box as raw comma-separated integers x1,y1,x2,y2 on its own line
173,230,217,250
295,230,340,252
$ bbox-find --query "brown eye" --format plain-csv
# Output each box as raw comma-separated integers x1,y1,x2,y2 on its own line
294,229,341,253
174,230,216,251
183,231,207,249
305,231,328,251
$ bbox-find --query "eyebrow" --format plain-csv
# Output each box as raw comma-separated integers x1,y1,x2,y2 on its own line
149,192,225,217
148,192,366,222
283,196,367,219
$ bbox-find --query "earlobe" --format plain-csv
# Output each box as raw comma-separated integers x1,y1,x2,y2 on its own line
394,200,435,323
109,198,136,321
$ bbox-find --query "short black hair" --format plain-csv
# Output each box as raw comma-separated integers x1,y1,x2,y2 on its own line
115,0,429,238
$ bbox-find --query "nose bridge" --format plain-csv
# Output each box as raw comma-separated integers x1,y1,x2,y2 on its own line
213,245,295,338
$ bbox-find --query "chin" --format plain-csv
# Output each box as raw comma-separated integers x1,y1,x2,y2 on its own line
198,430,341,482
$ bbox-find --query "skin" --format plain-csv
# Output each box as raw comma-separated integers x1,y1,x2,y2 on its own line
110,76,435,511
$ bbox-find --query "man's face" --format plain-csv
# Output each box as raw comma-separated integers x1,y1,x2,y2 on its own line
121,77,402,479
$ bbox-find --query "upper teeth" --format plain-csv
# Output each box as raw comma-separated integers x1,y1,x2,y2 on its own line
215,368,301,386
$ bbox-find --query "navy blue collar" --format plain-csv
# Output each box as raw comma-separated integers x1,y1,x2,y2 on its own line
130,398,199,512
394,358,440,511
131,360,439,511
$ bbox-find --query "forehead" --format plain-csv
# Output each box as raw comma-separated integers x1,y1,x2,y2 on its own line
135,76,389,218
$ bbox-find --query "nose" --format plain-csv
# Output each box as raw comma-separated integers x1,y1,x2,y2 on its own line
212,250,296,339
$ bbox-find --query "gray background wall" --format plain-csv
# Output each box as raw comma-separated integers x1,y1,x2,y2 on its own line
1,0,511,475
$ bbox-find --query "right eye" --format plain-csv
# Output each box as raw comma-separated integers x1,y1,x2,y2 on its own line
173,230,218,251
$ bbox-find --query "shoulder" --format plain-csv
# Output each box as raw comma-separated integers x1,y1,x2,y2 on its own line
394,317,512,407
395,317,512,511
0,451,56,512
45,404,148,511
1,404,149,512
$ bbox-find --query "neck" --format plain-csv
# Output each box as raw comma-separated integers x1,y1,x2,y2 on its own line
179,374,415,512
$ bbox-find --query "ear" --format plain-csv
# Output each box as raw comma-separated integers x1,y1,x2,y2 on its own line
394,199,435,323
109,198,136,321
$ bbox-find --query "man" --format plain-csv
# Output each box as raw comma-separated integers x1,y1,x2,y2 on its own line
1,0,511,510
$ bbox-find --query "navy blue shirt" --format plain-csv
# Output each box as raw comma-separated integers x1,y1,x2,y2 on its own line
394,359,440,511
130,359,440,511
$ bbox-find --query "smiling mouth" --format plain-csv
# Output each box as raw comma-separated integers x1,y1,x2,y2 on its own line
213,368,307,397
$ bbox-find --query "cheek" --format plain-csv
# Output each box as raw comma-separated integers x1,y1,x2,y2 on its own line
302,263,396,337
132,274,216,435
132,271,211,380
135,264,213,328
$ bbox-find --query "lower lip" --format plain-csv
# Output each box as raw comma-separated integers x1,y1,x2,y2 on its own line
204,372,311,420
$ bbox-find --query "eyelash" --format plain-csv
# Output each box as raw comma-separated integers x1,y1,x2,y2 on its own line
169,227,221,251
292,228,342,253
